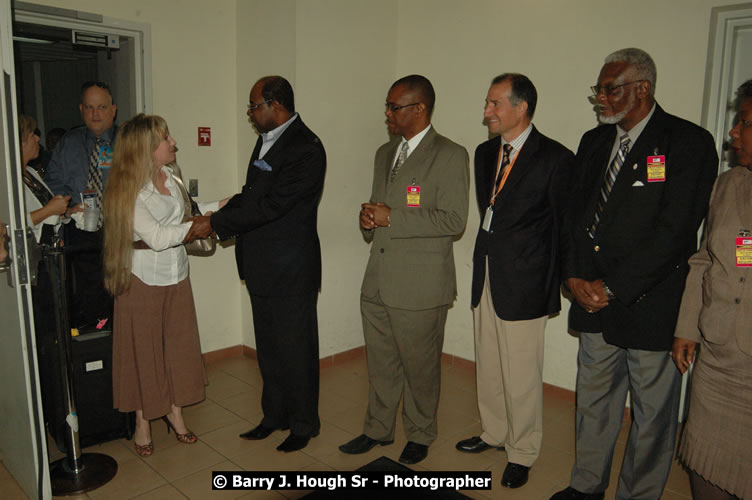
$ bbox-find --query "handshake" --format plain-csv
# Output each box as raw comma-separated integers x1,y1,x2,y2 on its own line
184,215,215,243
182,197,229,244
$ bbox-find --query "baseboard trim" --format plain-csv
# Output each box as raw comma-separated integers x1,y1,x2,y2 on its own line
202,345,244,364
202,344,576,402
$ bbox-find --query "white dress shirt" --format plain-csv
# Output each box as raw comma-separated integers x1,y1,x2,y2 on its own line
392,124,432,166
131,165,218,286
259,113,299,159
609,103,656,161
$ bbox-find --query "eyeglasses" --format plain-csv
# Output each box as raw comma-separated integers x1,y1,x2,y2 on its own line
385,102,419,112
247,99,272,112
590,80,645,97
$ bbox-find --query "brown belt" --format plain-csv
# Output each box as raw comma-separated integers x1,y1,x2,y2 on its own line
132,240,150,250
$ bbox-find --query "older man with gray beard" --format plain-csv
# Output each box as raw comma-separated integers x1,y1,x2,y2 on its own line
550,48,718,500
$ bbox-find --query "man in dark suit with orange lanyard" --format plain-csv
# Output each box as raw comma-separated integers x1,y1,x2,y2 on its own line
551,48,718,500
189,76,326,453
455,73,573,489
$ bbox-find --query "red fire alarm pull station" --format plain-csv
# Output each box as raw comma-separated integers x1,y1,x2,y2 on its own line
198,127,211,146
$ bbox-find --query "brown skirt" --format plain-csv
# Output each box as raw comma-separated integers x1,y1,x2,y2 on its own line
678,333,752,500
112,275,207,420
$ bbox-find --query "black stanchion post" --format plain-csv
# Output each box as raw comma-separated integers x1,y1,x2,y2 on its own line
45,246,117,495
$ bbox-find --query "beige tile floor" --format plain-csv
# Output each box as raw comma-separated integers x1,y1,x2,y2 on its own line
0,354,692,499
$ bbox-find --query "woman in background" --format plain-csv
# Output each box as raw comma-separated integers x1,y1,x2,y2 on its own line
673,79,752,500
19,115,78,244
103,114,220,456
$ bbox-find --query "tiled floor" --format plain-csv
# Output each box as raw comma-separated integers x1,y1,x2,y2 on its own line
1,353,692,499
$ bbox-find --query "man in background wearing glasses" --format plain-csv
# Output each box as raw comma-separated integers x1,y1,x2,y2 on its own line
46,81,117,328
551,48,718,500
339,75,469,465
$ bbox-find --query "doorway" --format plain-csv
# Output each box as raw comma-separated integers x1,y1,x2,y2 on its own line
0,3,151,498
12,1,151,149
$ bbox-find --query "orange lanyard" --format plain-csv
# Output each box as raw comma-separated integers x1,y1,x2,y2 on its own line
490,144,522,205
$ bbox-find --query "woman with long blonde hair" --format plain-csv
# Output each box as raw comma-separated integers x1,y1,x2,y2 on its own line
104,114,219,456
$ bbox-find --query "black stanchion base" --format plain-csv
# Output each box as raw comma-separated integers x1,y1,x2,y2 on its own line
50,452,117,496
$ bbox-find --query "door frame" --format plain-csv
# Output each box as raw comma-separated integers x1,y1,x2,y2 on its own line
702,2,752,172
0,0,49,496
13,0,153,116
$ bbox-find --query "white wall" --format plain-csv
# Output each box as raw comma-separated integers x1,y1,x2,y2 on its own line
26,0,731,390
295,0,400,355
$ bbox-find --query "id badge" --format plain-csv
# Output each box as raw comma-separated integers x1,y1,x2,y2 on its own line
736,237,752,267
647,155,666,182
482,206,494,232
82,190,98,209
407,186,420,207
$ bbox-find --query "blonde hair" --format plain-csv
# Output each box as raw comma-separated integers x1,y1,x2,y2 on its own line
18,114,36,145
103,113,169,295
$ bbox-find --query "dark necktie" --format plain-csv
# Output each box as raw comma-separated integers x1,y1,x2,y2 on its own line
87,138,104,229
589,133,630,237
390,141,409,183
493,143,513,196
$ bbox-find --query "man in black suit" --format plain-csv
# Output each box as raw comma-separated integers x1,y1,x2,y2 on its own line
454,74,573,489
189,76,326,452
551,49,718,500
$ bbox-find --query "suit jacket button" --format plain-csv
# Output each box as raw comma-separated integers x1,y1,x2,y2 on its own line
594,245,600,252
735,297,741,304
380,248,384,253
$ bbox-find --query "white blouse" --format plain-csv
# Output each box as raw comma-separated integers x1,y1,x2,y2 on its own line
131,165,218,286
23,168,64,243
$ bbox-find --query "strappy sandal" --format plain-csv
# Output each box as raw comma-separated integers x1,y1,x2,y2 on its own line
134,441,154,457
162,416,198,444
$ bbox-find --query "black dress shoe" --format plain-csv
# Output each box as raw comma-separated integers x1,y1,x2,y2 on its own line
276,431,319,452
339,434,394,454
398,441,428,464
239,423,288,440
455,436,504,453
549,486,605,500
501,462,529,488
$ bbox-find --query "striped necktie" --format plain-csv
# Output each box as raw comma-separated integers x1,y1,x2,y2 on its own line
493,143,513,195
589,133,630,238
